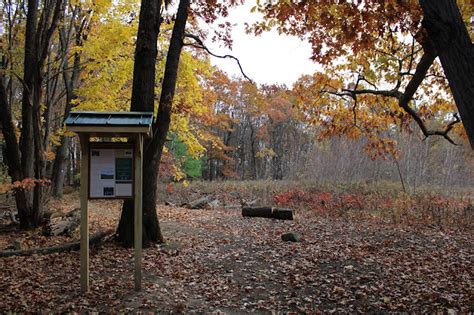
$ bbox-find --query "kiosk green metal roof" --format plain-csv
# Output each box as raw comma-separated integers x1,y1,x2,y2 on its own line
65,111,154,136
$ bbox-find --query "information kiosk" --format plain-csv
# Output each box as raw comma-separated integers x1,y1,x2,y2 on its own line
65,111,153,292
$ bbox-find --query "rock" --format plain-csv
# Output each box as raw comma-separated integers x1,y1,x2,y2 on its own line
207,199,220,209
281,232,300,242
186,196,211,209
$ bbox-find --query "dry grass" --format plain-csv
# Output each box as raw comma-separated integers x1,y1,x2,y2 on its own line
159,179,473,231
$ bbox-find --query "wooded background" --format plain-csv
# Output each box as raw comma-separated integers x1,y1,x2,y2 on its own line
0,0,473,242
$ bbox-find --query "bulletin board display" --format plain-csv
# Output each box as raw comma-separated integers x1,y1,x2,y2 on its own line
89,143,134,199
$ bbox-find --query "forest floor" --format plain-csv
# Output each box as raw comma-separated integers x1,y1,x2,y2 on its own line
0,182,473,313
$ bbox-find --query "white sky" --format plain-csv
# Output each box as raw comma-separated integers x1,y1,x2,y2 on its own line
205,3,319,87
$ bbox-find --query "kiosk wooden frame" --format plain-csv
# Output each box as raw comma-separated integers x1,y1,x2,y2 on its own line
65,111,153,292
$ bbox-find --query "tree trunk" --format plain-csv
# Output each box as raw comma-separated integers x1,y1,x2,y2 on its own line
32,68,45,225
0,231,110,258
0,76,22,184
117,0,191,247
118,158,163,247
15,0,64,228
116,0,163,246
52,33,82,197
249,123,258,179
16,0,40,228
0,75,31,227
51,136,71,197
20,0,38,185
420,0,474,149
42,54,59,151
242,206,274,218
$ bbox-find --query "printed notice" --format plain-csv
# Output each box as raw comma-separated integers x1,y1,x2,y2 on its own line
115,158,132,181
89,146,133,198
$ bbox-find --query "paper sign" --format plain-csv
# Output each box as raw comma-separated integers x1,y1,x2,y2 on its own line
89,146,133,198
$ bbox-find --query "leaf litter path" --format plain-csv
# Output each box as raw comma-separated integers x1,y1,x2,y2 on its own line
1,200,472,313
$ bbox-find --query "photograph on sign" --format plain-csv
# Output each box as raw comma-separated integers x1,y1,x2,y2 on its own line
89,145,134,198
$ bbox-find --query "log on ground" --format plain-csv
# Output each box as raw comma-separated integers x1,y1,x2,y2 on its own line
273,208,294,220
242,206,294,220
0,231,111,258
242,206,274,218
43,209,81,237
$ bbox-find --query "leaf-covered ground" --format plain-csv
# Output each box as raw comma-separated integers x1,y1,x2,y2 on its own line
0,194,473,313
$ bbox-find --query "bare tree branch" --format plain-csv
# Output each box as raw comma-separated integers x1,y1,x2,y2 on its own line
360,76,378,90
322,50,461,145
183,33,253,84
341,88,401,98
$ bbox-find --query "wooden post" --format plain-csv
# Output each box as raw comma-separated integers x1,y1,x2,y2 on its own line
79,134,89,293
134,134,143,291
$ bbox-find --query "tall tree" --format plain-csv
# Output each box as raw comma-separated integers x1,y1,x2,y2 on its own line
117,0,191,246
51,5,92,197
1,0,64,228
116,0,164,246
